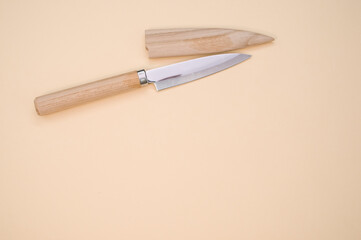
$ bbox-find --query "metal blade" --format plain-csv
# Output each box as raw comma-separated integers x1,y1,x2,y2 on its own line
145,53,251,91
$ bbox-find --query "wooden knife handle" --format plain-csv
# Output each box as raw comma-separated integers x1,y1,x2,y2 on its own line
34,71,141,115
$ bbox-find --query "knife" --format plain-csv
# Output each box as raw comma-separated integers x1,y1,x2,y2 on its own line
34,53,251,115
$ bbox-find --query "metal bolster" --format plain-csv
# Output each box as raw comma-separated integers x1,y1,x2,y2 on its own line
137,69,148,86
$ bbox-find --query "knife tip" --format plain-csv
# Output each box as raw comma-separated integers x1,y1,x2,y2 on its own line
239,53,251,59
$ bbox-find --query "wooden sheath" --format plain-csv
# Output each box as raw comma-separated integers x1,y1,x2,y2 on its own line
145,28,274,58
34,71,140,115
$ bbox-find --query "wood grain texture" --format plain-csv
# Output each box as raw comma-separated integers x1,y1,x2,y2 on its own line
34,71,141,115
145,28,274,58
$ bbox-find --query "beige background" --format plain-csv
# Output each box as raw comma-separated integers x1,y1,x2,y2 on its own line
1,0,361,239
